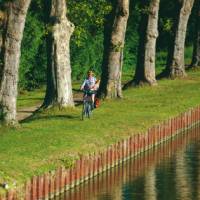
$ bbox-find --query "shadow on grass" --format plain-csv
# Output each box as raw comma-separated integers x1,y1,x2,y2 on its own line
18,110,34,114
20,100,83,124
22,114,80,123
18,97,44,101
20,111,81,124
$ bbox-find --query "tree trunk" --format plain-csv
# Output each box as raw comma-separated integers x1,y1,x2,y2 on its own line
190,1,200,67
0,0,31,126
134,0,160,86
167,0,195,78
0,8,7,85
42,0,74,108
99,0,129,99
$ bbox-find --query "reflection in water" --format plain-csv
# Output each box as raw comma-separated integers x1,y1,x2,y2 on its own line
175,149,191,200
60,125,200,200
144,167,156,200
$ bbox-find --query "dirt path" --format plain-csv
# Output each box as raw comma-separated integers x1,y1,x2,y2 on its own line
17,93,83,121
17,105,41,121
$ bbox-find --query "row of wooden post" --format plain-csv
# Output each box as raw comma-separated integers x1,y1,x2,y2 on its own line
64,125,199,200
1,106,200,200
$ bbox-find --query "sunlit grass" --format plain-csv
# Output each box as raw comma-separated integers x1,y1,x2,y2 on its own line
0,47,197,190
0,68,200,188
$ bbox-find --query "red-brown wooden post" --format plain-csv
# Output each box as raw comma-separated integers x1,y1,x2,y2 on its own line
79,156,83,182
65,169,70,190
102,151,106,172
113,144,117,165
171,118,173,137
118,141,122,162
54,169,60,195
160,123,163,142
90,154,94,178
96,154,100,175
150,128,153,147
7,190,15,200
138,134,141,153
44,173,50,199
31,176,37,200
132,136,135,156
38,176,44,199
93,154,96,176
132,135,136,156
98,153,102,174
141,134,144,152
121,140,124,160
136,134,139,154
111,145,115,166
128,137,132,157
145,133,148,151
60,167,65,193
49,173,55,199
154,126,158,145
75,159,81,185
25,180,31,200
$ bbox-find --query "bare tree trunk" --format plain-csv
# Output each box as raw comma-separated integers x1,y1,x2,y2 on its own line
134,0,160,86
191,1,200,68
0,3,10,91
0,8,7,85
167,0,195,78
99,0,129,99
42,0,74,108
0,0,31,126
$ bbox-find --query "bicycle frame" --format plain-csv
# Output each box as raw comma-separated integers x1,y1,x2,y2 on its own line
82,91,93,120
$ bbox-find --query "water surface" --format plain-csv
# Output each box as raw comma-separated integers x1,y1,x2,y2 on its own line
61,126,200,200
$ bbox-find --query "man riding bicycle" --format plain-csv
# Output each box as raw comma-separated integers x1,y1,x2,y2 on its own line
80,70,99,108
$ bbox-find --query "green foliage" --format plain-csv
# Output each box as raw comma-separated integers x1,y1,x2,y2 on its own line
67,0,111,47
19,0,197,89
20,1,46,91
123,1,140,73
71,33,104,80
67,0,111,80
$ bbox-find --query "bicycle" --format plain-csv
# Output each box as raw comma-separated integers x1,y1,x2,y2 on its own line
82,90,94,120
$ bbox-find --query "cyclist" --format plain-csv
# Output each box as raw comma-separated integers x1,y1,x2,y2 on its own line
80,70,97,107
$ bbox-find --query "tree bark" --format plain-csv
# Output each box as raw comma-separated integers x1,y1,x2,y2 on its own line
190,1,200,67
134,0,160,86
0,3,9,90
42,0,74,108
99,0,129,99
167,0,195,78
0,0,31,126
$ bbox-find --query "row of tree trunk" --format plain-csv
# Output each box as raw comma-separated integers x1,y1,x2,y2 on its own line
0,0,199,125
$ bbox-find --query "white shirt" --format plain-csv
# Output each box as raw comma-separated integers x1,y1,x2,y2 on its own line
81,77,96,90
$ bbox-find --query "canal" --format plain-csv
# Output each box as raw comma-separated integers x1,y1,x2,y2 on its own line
61,125,200,200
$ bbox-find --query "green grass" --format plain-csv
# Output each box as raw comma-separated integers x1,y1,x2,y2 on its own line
0,48,198,192
17,88,45,108
1,69,200,190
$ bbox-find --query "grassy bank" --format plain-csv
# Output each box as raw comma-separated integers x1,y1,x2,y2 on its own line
0,47,198,191
0,68,200,190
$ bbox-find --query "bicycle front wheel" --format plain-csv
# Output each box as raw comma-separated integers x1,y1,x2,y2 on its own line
86,102,92,118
